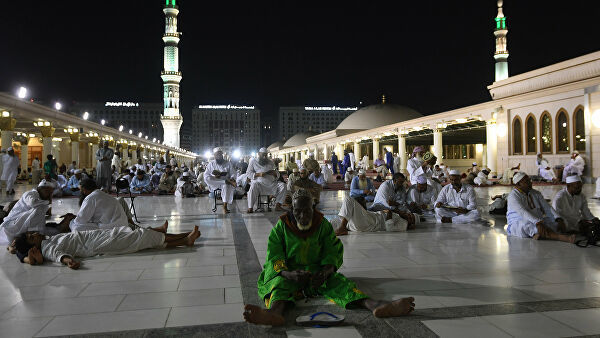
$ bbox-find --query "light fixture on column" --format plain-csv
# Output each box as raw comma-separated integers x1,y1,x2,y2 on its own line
17,87,27,99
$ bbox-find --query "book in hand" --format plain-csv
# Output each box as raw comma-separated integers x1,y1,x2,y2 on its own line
442,205,460,210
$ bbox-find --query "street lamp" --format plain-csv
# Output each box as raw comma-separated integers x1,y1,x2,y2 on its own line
54,102,62,110
138,132,142,137
17,87,27,99
118,125,124,132
129,129,133,134
152,138,156,142
82,111,89,120
101,119,106,125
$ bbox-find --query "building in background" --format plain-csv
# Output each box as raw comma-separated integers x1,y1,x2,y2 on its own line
180,123,192,151
278,106,357,141
191,105,260,155
70,101,164,141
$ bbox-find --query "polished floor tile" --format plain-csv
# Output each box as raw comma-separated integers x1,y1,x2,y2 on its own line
482,312,581,338
544,308,600,335
166,303,244,327
287,326,363,338
423,317,511,338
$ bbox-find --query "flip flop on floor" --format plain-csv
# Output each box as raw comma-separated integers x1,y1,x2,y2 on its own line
296,312,345,327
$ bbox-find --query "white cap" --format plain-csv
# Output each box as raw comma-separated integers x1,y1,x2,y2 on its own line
566,175,581,184
258,147,268,153
37,179,54,188
74,169,82,174
573,150,580,155
472,162,477,166
513,172,526,184
416,175,427,184
183,171,190,177
448,169,461,176
213,147,223,153
6,147,13,152
358,169,366,175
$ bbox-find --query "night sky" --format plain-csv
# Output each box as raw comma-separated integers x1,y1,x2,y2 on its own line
1,0,598,137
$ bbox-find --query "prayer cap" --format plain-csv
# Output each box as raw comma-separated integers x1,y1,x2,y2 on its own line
213,147,223,153
258,147,268,153
292,188,312,201
358,169,366,175
512,172,526,184
566,175,581,184
573,150,580,154
412,146,424,153
38,179,54,188
74,169,82,174
423,152,434,162
6,147,13,151
416,175,427,184
292,168,299,173
472,162,477,166
183,171,190,177
448,169,461,176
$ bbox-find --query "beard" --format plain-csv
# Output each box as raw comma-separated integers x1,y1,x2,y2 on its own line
258,157,269,166
415,154,423,161
297,221,312,231
216,158,225,165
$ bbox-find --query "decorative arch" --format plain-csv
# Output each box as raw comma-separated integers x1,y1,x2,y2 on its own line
573,105,586,151
512,115,523,155
556,108,570,153
539,111,553,154
525,113,537,154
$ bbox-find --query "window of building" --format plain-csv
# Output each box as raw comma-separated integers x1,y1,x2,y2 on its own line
513,116,523,154
574,106,586,151
556,109,569,153
526,114,536,154
540,112,552,153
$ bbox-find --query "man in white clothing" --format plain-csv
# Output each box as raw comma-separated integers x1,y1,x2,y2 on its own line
1,147,19,195
434,170,481,223
335,195,414,236
344,167,356,188
371,173,408,212
204,147,236,213
96,141,114,192
361,155,370,170
507,172,574,242
552,175,598,233
247,148,286,213
408,175,437,214
393,153,401,174
31,157,40,170
474,168,493,186
175,172,197,198
562,151,585,182
539,159,557,182
348,151,356,170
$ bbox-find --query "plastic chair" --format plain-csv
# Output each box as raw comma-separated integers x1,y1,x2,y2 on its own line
256,194,272,212
115,177,139,222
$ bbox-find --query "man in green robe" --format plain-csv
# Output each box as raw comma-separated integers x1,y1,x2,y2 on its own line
243,189,416,326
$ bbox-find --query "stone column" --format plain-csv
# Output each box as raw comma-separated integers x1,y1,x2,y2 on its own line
354,142,361,161
373,138,380,161
322,144,329,162
69,133,80,168
36,123,55,160
122,143,129,165
433,128,444,160
90,137,100,169
0,112,16,150
20,144,28,171
398,134,407,171
486,121,498,174
52,138,63,165
131,145,138,164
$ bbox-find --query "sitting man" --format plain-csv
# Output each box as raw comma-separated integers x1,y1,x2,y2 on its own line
371,173,408,212
407,174,438,214
309,169,326,187
157,165,177,195
285,156,298,175
130,169,152,194
14,224,201,269
335,195,415,236
63,169,83,196
176,172,197,198
243,190,416,326
373,154,389,180
302,153,320,175
1,180,71,243
507,172,574,242
499,163,521,185
474,168,493,186
539,160,558,182
204,147,236,213
247,148,287,213
288,168,322,205
552,175,598,233
350,169,375,202
562,151,585,182
434,170,481,223
344,167,356,189
489,193,508,215
54,170,68,197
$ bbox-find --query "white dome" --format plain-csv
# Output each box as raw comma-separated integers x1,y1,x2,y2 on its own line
283,131,318,148
267,141,284,150
336,103,422,130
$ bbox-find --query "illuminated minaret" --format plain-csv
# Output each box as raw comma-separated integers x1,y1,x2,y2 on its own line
160,0,183,147
494,0,509,81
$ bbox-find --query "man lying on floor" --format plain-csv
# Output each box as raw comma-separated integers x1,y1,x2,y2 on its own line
506,172,575,243
13,224,201,269
434,169,481,224
243,189,415,326
335,195,416,236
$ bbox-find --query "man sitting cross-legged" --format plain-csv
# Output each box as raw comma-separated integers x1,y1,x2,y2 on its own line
370,173,408,212
552,175,599,233
13,223,201,269
288,168,322,205
407,174,438,214
130,170,153,194
350,169,375,202
434,169,481,223
335,195,415,236
243,190,415,326
507,172,574,242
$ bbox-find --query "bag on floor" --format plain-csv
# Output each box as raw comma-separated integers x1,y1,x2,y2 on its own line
575,222,600,248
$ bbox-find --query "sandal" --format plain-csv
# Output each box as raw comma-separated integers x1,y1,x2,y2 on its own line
296,311,345,327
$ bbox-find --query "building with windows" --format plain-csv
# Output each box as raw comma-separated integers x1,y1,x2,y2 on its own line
191,105,260,155
278,106,357,141
70,102,164,141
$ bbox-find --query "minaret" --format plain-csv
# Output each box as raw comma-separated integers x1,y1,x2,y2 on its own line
160,0,183,147
494,0,509,82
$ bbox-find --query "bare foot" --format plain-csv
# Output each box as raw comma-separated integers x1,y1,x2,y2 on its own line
335,226,348,236
373,297,415,317
243,304,285,326
154,220,168,233
247,208,254,214
223,207,230,214
186,226,201,246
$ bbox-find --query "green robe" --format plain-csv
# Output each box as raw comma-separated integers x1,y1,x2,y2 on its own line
257,210,368,308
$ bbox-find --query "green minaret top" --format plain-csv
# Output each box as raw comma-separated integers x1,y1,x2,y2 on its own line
165,0,177,8
495,0,506,30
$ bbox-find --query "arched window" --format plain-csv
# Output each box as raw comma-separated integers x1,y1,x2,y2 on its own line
573,106,586,151
540,112,552,153
512,116,522,155
556,109,569,153
526,114,536,154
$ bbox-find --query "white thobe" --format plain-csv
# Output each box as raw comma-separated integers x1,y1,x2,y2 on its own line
348,152,356,170
1,154,19,191
407,184,437,210
111,155,121,173
552,188,595,231
506,188,559,238
96,148,114,191
473,172,492,186
42,227,165,263
563,156,585,181
339,195,407,232
175,178,195,198
371,180,407,211
393,156,401,173
321,164,333,183
31,159,40,170
407,157,429,185
434,184,480,223
361,155,370,169
0,190,55,241
246,158,286,209
69,190,129,231
203,160,235,204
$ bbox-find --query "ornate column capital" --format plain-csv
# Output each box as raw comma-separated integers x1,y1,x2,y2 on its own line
34,121,55,138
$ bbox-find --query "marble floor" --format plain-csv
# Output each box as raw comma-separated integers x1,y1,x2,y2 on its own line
0,181,599,337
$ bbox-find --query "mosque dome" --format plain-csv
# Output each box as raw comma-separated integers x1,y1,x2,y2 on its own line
267,141,284,150
336,103,422,131
283,131,318,148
